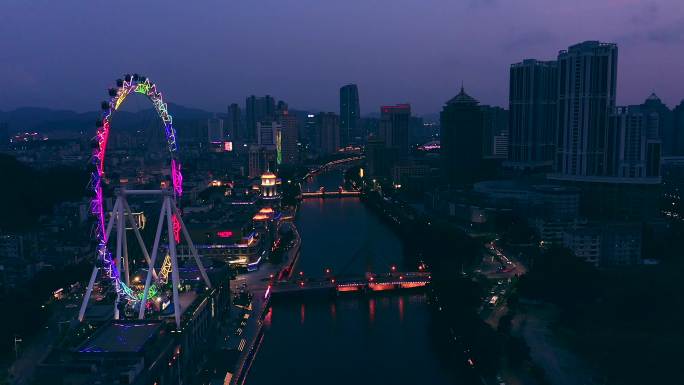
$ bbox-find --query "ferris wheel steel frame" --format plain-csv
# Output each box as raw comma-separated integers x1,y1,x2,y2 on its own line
78,74,211,328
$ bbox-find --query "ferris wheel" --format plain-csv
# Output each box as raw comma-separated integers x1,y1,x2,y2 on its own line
79,74,210,328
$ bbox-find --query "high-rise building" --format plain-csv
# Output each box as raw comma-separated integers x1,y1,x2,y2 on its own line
493,130,509,158
440,86,483,184
366,136,393,178
227,103,242,141
361,117,380,139
276,100,288,114
0,122,9,149
379,104,411,156
340,84,360,146
278,110,299,165
246,95,276,143
672,100,684,156
608,105,661,181
249,145,277,178
553,41,618,180
303,113,318,151
480,105,509,159
508,59,558,169
207,116,224,143
257,121,280,147
316,112,340,155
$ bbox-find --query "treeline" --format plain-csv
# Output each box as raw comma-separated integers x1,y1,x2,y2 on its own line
518,245,684,384
0,154,90,232
0,262,92,361
362,191,501,380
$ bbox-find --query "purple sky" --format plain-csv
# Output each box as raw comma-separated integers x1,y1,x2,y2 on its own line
1,0,683,115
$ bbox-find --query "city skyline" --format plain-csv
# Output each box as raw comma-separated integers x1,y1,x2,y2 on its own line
2,3,684,385
2,1,684,114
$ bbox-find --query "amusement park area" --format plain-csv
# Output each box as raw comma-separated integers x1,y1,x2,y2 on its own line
0,74,322,385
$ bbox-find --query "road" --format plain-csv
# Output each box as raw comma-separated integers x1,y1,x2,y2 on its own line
225,223,301,385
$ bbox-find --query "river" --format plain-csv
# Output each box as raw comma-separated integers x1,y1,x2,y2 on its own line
246,169,469,385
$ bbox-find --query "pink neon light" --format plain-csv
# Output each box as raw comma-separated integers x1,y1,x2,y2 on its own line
216,231,233,238
171,159,183,197
172,214,181,243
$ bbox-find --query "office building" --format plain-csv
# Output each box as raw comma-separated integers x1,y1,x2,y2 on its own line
508,59,558,169
303,113,318,151
379,104,411,156
207,116,224,143
227,103,242,141
340,84,360,146
366,136,396,178
246,95,276,143
257,121,280,147
248,145,277,178
316,112,340,155
278,110,299,165
480,105,509,159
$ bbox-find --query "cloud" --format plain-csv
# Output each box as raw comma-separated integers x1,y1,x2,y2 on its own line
617,18,684,46
646,21,684,43
500,29,558,52
628,1,659,25
467,0,500,9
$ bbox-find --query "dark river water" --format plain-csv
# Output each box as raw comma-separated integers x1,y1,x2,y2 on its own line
246,169,469,385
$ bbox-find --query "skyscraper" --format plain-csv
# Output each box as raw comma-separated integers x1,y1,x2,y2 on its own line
508,59,558,169
316,112,340,155
553,41,618,180
277,110,299,165
207,116,224,143
340,84,360,146
257,121,280,146
246,95,276,143
379,104,411,156
440,87,483,184
249,145,277,178
480,105,509,159
227,103,242,141
303,113,318,152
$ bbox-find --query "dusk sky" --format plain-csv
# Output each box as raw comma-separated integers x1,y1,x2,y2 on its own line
1,0,683,115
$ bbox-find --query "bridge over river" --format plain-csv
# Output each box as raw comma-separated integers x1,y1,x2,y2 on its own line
300,188,361,199
269,271,431,298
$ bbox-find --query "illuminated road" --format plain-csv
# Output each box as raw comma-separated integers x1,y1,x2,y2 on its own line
226,224,301,385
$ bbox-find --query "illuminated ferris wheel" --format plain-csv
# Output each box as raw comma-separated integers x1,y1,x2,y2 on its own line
79,74,210,328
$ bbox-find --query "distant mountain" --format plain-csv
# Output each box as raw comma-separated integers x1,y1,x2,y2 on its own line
0,103,214,139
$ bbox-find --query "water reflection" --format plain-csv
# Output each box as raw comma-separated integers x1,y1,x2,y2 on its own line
246,170,462,385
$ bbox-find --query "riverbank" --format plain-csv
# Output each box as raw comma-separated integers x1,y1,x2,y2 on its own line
359,191,501,382
228,222,302,385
